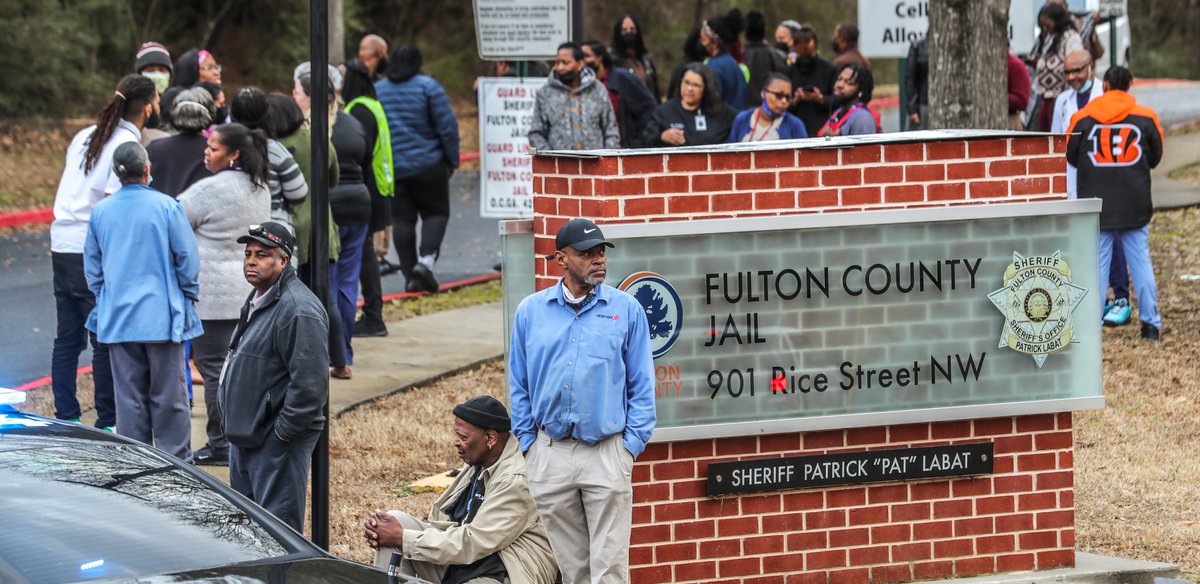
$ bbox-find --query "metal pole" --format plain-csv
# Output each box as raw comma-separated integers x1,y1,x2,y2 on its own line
308,0,331,551
571,0,585,42
1108,14,1117,69
898,57,909,131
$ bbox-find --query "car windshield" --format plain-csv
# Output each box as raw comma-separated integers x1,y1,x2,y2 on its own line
0,433,292,583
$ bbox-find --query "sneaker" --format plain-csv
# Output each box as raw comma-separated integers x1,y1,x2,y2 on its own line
1102,298,1132,327
194,445,230,466
411,263,439,293
353,319,389,338
1140,322,1160,341
102,426,115,433
379,258,401,275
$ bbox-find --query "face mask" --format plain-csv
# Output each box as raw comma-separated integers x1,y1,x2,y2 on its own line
144,71,171,95
215,106,228,123
586,62,599,73
557,70,578,85
761,100,782,120
1079,78,1093,94
622,32,639,47
797,54,817,68
775,42,790,53
831,39,841,54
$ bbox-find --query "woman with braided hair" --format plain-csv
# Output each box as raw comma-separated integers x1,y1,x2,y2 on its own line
50,73,159,434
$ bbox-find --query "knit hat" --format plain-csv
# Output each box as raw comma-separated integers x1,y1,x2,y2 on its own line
135,42,173,74
453,396,511,432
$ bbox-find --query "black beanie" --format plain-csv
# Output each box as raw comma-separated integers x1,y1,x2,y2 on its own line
453,396,511,432
135,42,173,74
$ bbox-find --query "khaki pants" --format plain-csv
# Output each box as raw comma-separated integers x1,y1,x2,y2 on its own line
525,433,633,584
372,511,504,584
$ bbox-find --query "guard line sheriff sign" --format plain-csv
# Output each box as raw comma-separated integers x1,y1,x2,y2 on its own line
478,77,546,219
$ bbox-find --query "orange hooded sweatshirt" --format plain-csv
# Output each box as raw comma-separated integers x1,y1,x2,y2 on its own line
1065,90,1164,230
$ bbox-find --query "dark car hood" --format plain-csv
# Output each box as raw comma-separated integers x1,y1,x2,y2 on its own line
92,556,391,583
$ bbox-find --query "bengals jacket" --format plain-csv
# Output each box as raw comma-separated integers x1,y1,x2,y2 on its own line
1066,90,1164,231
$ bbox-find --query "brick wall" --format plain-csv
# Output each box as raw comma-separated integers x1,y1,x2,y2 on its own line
529,133,1075,583
630,414,1074,583
531,135,1067,289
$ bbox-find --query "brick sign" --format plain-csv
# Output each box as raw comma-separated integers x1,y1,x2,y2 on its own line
707,443,994,496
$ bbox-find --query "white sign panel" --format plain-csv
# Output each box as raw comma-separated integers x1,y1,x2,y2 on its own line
1098,0,1127,17
478,77,547,219
473,0,571,60
859,0,1036,58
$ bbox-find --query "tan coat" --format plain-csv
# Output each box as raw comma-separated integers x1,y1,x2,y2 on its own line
401,439,557,584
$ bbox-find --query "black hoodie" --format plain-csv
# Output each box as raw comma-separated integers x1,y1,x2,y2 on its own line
172,48,201,88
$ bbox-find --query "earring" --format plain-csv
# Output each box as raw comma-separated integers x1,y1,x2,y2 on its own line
228,159,234,168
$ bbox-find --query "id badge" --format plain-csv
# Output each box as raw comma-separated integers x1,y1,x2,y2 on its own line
695,114,707,132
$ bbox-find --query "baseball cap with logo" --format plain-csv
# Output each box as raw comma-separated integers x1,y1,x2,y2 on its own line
237,222,296,257
549,218,615,259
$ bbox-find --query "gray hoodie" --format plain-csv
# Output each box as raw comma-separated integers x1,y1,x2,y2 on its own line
528,67,620,151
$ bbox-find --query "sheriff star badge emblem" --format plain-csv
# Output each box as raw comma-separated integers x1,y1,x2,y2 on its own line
987,251,1088,368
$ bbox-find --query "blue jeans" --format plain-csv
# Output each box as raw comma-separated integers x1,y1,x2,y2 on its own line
336,224,369,364
51,252,115,427
1108,235,1129,300
1099,227,1160,328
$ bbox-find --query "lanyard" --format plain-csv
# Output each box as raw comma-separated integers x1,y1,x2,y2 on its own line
464,471,483,518
748,110,777,142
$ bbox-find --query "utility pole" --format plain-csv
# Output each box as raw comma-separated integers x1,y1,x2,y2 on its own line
308,0,331,551
330,0,345,64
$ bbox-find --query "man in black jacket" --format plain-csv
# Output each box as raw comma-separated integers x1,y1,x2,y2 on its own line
219,222,330,530
1066,67,1164,340
786,25,837,137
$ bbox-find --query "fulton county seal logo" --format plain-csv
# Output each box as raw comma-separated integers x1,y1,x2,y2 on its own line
619,272,682,359
987,251,1088,368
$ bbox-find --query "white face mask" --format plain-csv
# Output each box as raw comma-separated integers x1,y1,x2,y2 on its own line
144,71,171,95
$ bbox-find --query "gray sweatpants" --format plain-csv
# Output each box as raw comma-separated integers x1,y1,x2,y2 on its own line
525,433,633,584
109,341,192,463
192,319,237,451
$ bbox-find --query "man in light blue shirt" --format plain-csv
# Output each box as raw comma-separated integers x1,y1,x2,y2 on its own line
85,141,202,462
509,218,655,584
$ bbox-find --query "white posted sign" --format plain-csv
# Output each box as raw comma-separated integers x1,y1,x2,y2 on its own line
478,77,547,219
473,0,572,60
859,0,1036,58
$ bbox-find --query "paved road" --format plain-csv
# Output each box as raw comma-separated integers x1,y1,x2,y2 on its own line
0,169,501,388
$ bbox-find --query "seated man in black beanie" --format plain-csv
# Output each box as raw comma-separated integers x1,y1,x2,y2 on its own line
364,396,558,584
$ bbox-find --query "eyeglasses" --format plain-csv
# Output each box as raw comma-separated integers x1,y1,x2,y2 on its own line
764,90,793,102
1064,64,1090,75
202,63,223,73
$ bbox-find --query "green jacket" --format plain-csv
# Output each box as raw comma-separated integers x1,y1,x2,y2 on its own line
344,96,395,197
279,128,340,265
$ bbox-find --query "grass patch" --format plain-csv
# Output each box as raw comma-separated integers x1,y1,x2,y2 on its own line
378,277,501,322
1168,161,1200,186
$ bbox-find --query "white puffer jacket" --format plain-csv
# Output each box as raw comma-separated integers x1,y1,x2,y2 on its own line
178,170,271,321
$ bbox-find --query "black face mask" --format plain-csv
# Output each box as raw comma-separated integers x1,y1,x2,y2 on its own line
586,62,599,73
557,70,578,85
775,42,791,53
831,38,842,54
621,32,639,47
796,54,817,69
215,106,228,123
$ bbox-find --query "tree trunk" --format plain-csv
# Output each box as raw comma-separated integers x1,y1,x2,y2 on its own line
329,0,345,65
927,0,1009,130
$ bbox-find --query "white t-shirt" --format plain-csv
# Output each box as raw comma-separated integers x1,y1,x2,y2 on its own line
50,120,141,253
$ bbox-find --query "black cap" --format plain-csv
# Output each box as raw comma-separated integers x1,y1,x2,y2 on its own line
453,396,511,432
548,218,615,259
237,222,295,257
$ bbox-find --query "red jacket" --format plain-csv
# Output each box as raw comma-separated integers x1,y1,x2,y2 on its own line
1006,53,1031,114
1066,90,1164,230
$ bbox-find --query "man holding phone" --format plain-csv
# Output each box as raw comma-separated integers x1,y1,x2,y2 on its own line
785,25,837,137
